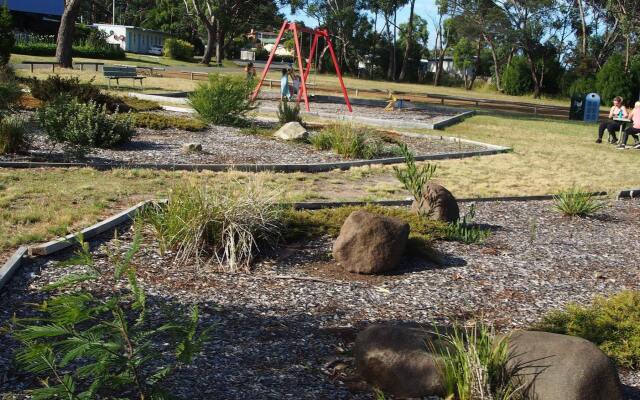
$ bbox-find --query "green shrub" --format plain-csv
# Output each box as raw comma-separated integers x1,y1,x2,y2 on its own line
0,5,13,65
309,124,392,159
440,204,491,244
277,100,302,125
435,324,527,400
553,187,605,217
596,54,637,106
131,113,207,131
189,74,255,126
119,96,161,112
141,178,286,272
163,38,194,61
12,234,209,399
568,76,596,98
13,41,125,59
535,291,640,369
393,143,437,202
38,95,134,155
28,75,101,104
0,114,28,154
502,56,533,96
0,79,22,111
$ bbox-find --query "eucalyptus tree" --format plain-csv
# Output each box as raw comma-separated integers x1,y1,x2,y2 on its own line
398,0,416,81
56,0,84,68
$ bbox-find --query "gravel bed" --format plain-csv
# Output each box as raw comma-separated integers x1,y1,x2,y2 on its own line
0,113,484,166
2,199,639,398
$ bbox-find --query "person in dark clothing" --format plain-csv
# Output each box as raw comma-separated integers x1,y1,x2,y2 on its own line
597,96,628,144
617,101,640,149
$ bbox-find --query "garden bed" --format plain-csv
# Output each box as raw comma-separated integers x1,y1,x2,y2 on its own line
0,112,487,166
1,199,639,398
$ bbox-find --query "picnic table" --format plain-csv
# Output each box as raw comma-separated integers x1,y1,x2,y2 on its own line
22,61,60,73
613,117,631,144
74,62,104,71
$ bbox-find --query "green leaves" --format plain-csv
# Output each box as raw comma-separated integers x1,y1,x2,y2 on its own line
393,143,437,203
12,227,209,398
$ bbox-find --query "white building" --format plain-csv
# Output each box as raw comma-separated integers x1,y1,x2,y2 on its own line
93,24,167,55
421,57,475,78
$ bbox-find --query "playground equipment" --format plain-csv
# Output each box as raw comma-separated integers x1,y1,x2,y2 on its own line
251,21,353,113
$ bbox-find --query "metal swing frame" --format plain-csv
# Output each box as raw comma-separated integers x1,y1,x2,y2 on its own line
250,21,353,113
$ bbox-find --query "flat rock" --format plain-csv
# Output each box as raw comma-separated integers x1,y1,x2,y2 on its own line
273,122,308,141
181,142,202,154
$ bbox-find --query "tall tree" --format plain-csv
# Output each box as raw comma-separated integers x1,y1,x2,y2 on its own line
398,0,416,81
56,0,84,68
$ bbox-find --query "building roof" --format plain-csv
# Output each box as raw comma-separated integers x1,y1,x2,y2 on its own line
92,24,169,36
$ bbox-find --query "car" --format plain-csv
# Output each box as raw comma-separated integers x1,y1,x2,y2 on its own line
148,46,163,56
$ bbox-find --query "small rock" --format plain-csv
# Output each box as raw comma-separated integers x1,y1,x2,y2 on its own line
181,143,202,154
332,211,409,274
412,182,460,222
274,122,308,141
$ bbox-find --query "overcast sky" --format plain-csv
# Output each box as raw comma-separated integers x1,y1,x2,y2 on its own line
281,2,441,48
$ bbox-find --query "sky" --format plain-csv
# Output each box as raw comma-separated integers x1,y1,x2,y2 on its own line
281,2,440,48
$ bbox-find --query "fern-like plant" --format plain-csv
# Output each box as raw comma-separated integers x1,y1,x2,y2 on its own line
393,143,437,202
553,187,606,217
12,232,210,399
441,204,491,244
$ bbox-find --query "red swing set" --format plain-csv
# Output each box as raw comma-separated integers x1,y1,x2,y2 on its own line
251,21,353,113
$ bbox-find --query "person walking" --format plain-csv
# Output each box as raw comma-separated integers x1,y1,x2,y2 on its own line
597,96,628,144
617,101,640,149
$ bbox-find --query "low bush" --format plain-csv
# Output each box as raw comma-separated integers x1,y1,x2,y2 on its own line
38,95,133,156
0,114,28,154
596,54,637,106
13,42,125,59
309,124,395,159
553,187,605,217
0,79,22,111
28,75,101,104
277,100,302,125
393,143,437,202
141,178,286,272
12,234,209,399
441,204,491,244
163,38,194,61
131,112,207,131
535,291,640,369
119,96,161,112
189,74,255,126
435,324,527,400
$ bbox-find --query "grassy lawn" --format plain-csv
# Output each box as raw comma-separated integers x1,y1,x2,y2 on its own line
2,114,639,258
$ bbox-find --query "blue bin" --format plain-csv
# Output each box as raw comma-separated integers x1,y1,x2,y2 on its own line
583,93,601,123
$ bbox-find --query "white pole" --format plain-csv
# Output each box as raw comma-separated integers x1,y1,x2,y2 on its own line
112,0,115,25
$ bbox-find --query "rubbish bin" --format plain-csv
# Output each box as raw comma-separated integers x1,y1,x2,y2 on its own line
583,93,601,123
569,94,584,121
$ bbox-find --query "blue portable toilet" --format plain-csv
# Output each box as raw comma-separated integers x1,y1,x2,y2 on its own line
583,93,601,123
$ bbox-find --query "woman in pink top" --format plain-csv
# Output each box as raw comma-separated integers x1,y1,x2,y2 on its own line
617,101,640,149
597,96,628,144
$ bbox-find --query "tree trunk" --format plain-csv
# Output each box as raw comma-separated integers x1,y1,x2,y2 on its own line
577,0,587,56
484,35,501,91
215,20,222,65
526,52,541,99
625,35,630,72
55,0,83,68
398,0,416,81
201,24,216,65
434,44,448,87
467,40,482,90
385,18,393,80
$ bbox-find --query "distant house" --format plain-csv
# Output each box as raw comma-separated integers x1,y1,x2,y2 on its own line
421,57,475,78
93,24,168,55
6,0,63,34
247,29,279,48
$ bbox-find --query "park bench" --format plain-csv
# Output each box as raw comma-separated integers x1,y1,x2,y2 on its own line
22,61,60,73
74,62,104,71
103,66,146,88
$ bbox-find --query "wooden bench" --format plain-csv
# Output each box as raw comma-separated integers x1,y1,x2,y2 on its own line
103,66,146,88
23,61,60,73
74,62,104,71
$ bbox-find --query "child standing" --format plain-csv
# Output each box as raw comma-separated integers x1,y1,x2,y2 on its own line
617,101,640,149
280,68,291,101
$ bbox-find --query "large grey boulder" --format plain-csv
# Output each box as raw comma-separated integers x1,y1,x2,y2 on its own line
412,182,460,222
509,331,623,400
354,324,446,398
332,211,409,274
274,122,308,141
